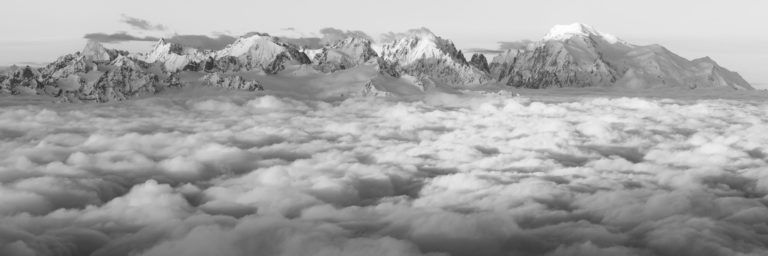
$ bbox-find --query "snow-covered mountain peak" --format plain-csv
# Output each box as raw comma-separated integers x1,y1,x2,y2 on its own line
378,29,489,85
212,32,311,73
544,23,622,44
215,33,282,58
143,38,209,72
379,29,465,67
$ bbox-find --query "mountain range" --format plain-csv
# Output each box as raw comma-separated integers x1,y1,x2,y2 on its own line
0,23,753,102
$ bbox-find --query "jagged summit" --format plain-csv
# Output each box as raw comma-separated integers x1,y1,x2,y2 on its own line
147,39,184,58
144,38,208,72
543,23,623,44
378,29,489,86
379,30,467,66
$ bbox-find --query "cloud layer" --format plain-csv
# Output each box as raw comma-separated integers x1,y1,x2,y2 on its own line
1,91,767,256
497,40,534,50
121,14,167,31
83,23,370,50
83,32,159,43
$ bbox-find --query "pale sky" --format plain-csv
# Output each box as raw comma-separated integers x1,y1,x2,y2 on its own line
2,0,766,85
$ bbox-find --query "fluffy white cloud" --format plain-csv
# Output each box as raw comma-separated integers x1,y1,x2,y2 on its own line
0,91,767,256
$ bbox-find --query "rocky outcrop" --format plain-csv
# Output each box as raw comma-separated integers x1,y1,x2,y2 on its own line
469,53,490,73
43,53,98,81
0,66,42,95
313,37,379,72
200,73,263,91
357,80,390,97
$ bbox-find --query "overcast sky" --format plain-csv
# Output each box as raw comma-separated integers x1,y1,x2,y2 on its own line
1,0,766,85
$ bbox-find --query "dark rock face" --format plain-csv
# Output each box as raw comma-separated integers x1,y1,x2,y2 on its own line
200,73,263,91
376,58,400,77
168,42,184,55
213,56,247,73
264,53,291,74
284,45,312,65
469,53,490,73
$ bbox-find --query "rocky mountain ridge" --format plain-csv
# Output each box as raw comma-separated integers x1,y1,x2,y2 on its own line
1,23,754,103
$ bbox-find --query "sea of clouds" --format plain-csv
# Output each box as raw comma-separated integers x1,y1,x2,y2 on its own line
1,91,768,256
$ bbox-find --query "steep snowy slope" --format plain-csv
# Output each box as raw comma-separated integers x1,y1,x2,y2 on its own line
378,29,490,86
214,33,311,74
491,23,753,90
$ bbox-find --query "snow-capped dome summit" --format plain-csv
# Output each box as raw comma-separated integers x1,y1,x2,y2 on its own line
543,23,622,44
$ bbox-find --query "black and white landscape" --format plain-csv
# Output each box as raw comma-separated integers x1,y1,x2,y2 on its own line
1,1,768,256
